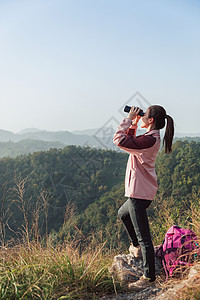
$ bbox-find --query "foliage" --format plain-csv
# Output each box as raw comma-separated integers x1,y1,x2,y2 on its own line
0,146,127,243
0,139,64,158
155,140,200,199
0,140,199,298
0,240,121,299
0,140,200,248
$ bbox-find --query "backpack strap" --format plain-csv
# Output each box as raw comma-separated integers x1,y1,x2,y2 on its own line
162,258,169,281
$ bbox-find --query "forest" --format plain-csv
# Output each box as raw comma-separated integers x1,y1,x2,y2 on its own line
0,139,199,249
0,139,200,299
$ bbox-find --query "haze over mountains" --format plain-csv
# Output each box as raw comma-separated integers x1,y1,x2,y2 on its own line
1,127,200,142
0,127,117,157
0,127,199,158
0,128,102,146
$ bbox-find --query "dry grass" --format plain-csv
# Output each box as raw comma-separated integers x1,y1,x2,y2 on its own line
0,178,123,299
0,180,200,299
176,276,200,300
0,240,121,299
150,193,200,299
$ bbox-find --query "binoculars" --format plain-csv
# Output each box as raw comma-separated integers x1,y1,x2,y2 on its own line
124,105,145,117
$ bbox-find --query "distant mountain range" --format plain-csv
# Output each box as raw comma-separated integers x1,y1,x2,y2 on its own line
0,128,103,147
0,127,117,158
0,127,199,158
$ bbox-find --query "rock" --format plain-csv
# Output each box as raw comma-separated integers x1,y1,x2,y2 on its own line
101,246,200,300
102,247,163,299
153,263,200,300
110,254,144,282
101,263,200,300
110,247,163,283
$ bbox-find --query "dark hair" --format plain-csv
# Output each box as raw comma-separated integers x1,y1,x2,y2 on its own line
147,105,174,153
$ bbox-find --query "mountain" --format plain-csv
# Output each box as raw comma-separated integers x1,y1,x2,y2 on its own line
175,132,200,137
0,140,199,249
17,128,42,134
0,139,65,158
72,127,146,136
0,145,127,240
0,128,117,152
72,128,101,135
0,127,200,159
0,134,199,300
0,129,16,142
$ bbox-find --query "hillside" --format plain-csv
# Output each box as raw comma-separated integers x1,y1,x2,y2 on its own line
0,146,127,242
0,128,115,150
0,140,199,248
0,127,200,158
0,140,199,299
0,139,65,158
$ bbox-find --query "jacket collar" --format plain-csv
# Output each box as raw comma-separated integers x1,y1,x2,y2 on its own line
145,129,160,138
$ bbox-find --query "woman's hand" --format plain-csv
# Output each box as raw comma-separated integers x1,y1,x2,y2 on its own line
128,107,141,125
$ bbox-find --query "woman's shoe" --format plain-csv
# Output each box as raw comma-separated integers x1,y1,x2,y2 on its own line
129,244,142,259
128,275,155,291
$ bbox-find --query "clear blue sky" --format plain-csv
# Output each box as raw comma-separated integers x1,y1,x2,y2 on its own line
0,0,200,134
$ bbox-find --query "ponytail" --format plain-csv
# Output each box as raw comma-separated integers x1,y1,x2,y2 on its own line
163,115,174,153
148,105,174,154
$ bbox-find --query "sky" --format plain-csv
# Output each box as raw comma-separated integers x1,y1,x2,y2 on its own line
0,0,200,135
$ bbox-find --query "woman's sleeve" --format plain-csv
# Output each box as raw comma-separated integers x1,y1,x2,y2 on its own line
113,118,156,153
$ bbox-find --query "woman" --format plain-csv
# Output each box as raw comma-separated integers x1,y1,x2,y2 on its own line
113,105,174,291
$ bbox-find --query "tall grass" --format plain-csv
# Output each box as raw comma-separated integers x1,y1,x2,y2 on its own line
0,240,122,299
150,192,200,245
176,270,200,300
190,196,200,238
150,193,200,300
0,179,200,299
0,178,123,299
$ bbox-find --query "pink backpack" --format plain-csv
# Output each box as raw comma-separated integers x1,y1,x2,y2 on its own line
156,225,200,280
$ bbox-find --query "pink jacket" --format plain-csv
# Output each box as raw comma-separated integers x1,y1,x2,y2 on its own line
113,118,161,200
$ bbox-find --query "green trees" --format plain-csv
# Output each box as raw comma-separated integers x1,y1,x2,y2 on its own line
0,140,199,248
156,140,200,199
0,146,127,243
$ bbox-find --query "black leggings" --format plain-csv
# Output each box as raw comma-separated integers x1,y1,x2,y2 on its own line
118,197,155,282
